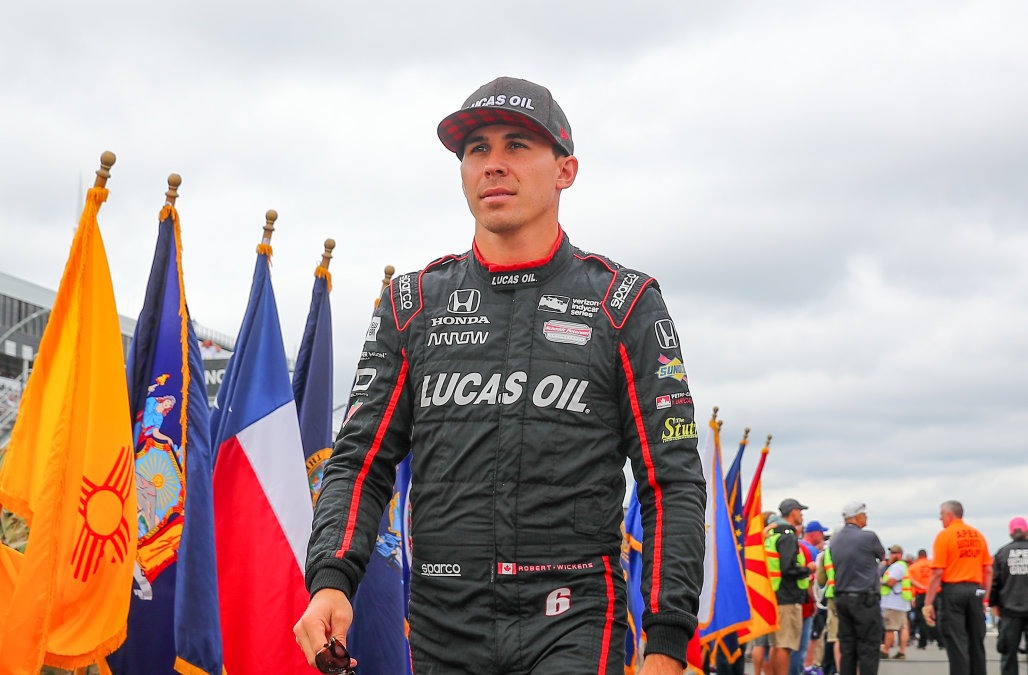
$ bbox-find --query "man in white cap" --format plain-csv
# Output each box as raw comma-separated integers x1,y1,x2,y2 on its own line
828,501,885,675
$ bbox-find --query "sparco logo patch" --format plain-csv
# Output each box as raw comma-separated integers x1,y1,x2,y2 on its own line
609,273,640,310
420,562,462,577
447,289,481,314
396,274,414,311
662,418,697,443
538,295,569,313
543,321,592,346
419,372,590,413
655,319,678,349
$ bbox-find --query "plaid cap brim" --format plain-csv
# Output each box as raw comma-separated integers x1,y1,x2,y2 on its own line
437,108,560,156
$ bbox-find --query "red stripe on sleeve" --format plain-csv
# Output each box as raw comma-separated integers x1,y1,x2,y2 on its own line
337,353,410,555
619,343,665,614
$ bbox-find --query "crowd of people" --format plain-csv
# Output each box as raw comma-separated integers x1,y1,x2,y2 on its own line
740,498,1028,675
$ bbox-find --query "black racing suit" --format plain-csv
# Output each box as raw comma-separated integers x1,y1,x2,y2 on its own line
305,232,705,673
990,538,1028,675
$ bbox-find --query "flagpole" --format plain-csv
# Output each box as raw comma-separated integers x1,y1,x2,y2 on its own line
94,150,116,188
165,173,181,206
375,264,395,309
319,239,336,270
263,209,278,244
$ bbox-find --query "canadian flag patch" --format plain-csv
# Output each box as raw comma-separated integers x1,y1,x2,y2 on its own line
497,562,516,575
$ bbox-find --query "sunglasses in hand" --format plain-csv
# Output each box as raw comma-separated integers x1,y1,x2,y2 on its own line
314,636,355,674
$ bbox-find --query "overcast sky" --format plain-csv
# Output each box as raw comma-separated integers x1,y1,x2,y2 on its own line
3,2,1026,554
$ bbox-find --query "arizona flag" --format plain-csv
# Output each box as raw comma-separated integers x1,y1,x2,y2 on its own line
104,203,222,675
211,237,313,673
0,182,137,671
737,441,779,643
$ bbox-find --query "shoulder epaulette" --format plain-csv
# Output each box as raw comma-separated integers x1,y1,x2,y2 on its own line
573,249,658,329
390,253,467,331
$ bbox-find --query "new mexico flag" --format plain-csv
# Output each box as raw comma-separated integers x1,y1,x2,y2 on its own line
0,185,136,673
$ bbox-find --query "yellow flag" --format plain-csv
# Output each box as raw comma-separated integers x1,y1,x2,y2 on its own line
0,186,136,673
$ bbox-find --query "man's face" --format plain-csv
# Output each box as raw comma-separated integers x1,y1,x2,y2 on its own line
940,509,954,527
806,530,824,546
460,124,577,236
854,513,868,528
787,508,804,527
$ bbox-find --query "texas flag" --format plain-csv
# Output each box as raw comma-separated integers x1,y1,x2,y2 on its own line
210,242,313,673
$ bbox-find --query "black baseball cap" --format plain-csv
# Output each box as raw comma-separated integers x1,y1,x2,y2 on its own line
779,498,808,515
437,76,574,159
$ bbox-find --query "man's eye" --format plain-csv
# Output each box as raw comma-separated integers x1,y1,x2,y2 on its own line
468,144,487,153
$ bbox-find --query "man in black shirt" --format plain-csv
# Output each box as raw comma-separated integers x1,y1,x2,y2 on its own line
829,500,885,675
991,516,1028,675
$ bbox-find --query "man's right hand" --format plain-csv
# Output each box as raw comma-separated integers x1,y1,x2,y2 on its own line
293,588,354,667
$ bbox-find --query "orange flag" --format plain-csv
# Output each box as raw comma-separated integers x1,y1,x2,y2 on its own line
0,184,136,673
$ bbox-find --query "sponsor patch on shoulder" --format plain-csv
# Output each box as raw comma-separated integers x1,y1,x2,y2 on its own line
365,316,381,342
655,395,671,409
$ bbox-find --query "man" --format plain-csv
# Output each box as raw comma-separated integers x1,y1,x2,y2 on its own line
990,516,1028,675
907,548,936,649
923,499,993,675
826,500,885,675
766,498,816,675
800,520,829,675
294,77,705,674
879,545,911,660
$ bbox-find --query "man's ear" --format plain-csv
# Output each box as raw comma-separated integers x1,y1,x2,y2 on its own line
556,155,578,190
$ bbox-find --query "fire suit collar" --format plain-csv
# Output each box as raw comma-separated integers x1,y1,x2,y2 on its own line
471,228,573,290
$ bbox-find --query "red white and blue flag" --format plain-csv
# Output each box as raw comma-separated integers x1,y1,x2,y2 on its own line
211,242,312,673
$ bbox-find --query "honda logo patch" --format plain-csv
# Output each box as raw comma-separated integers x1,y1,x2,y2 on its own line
654,319,678,350
448,289,481,314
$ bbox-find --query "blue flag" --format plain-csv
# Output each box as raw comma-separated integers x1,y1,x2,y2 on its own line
623,485,645,673
724,436,747,560
698,420,751,646
105,204,222,675
292,266,334,502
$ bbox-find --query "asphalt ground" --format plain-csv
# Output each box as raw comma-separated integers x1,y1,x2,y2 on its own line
876,630,1014,675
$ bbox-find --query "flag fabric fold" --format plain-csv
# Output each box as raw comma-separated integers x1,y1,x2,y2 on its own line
104,204,222,675
622,486,644,674
211,243,313,673
737,443,779,644
0,186,137,672
711,434,749,665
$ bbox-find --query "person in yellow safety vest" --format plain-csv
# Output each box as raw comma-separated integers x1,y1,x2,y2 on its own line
816,547,843,673
764,499,817,675
880,544,912,659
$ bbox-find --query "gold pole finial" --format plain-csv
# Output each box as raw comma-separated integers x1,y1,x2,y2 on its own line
262,210,278,244
711,405,719,423
94,151,116,188
766,434,773,447
320,239,336,269
717,419,724,432
743,427,751,442
166,173,182,206
375,265,396,308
